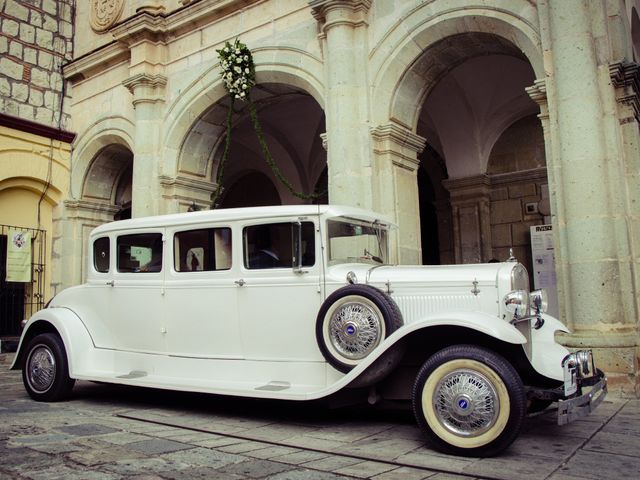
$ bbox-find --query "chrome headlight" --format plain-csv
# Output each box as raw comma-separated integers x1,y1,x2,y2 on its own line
504,290,530,318
530,289,548,314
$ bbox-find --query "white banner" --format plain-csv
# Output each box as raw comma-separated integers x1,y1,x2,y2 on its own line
5,229,32,283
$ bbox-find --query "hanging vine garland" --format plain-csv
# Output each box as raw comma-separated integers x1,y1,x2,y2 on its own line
211,39,324,209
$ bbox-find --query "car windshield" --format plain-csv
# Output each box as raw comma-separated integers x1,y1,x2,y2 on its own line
327,217,389,266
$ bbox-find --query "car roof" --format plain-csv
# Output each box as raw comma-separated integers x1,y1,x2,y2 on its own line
90,205,394,237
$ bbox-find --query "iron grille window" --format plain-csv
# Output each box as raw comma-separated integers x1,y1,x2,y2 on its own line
0,224,46,336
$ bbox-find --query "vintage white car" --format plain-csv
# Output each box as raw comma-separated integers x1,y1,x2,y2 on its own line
12,205,606,456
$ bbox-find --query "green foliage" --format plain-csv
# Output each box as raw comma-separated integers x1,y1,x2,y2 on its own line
211,39,325,209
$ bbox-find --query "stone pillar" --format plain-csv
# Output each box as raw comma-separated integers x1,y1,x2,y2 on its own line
53,200,119,292
545,0,639,395
123,73,167,218
442,176,492,264
309,0,373,208
159,174,217,214
370,123,426,264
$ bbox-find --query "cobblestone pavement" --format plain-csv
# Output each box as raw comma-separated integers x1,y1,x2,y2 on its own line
1,353,638,480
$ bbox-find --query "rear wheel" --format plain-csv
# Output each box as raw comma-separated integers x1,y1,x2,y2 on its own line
22,333,75,402
412,345,526,457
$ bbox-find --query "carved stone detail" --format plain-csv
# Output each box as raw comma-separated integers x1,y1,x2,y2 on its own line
609,61,640,121
90,0,125,33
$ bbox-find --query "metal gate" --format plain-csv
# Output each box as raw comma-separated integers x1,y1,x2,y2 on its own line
0,224,46,336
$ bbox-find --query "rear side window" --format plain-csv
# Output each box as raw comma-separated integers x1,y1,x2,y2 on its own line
174,227,232,272
93,237,110,273
117,233,163,273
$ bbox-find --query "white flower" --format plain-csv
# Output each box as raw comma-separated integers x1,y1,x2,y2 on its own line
224,47,229,53
234,66,241,74
242,84,247,90
244,55,248,61
235,49,240,54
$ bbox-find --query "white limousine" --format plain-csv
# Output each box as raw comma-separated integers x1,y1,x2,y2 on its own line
12,205,606,456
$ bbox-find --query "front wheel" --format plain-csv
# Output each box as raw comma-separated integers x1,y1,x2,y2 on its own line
412,345,526,457
22,333,75,402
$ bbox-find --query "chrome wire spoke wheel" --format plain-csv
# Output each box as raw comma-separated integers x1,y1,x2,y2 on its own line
27,345,56,394
413,346,526,457
432,368,499,437
328,299,383,361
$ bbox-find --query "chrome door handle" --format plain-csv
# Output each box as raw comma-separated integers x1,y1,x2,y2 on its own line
106,280,115,287
234,279,245,287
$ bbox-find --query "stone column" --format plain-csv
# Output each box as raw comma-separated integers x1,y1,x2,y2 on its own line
53,200,119,292
545,0,638,394
442,176,492,264
309,0,373,208
123,73,167,218
159,174,217,213
370,123,426,264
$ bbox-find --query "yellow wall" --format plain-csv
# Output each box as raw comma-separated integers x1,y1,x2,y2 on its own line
0,125,71,304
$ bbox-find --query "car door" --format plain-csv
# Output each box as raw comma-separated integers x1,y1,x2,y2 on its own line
236,219,324,362
163,224,242,358
107,230,167,354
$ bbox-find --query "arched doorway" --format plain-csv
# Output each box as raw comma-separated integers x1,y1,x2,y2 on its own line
415,33,540,266
82,143,134,220
179,84,327,210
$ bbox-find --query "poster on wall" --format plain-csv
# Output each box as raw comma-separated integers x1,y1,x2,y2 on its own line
530,224,559,318
5,229,32,283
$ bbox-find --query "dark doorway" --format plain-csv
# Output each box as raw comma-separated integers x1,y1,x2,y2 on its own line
417,165,441,265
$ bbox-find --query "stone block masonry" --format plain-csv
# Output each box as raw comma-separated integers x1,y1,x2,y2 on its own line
0,0,74,129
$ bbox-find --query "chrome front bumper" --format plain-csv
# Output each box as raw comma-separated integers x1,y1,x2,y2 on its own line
557,369,607,425
557,348,607,425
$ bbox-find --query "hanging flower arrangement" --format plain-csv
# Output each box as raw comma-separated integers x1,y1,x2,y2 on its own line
217,39,255,101
211,39,324,209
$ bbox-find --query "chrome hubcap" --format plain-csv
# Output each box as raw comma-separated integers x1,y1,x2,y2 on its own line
432,369,499,437
27,345,56,393
329,301,382,360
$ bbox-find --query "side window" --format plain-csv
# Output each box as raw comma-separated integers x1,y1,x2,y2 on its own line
244,222,315,269
174,227,231,272
93,237,110,273
117,233,163,273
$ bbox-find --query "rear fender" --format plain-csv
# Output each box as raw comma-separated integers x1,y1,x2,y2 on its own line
11,307,94,378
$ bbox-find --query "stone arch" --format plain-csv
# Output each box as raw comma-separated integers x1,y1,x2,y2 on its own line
163,47,325,182
72,116,135,202
0,177,62,206
161,47,327,210
371,6,543,130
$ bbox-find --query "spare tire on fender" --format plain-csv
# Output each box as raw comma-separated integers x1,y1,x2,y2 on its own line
315,284,404,374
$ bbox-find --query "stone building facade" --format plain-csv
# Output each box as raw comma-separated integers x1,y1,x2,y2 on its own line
22,0,640,395
0,0,75,337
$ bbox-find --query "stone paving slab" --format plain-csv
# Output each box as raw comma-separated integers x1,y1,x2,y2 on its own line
0,361,638,480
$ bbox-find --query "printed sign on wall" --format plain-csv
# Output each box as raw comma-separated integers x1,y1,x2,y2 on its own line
530,224,558,318
6,229,32,283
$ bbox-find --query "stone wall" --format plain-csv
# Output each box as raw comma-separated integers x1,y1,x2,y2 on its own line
0,0,74,129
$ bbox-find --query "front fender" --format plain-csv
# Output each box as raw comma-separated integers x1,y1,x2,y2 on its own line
11,307,95,379
528,313,571,381
400,311,527,345
311,311,525,399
